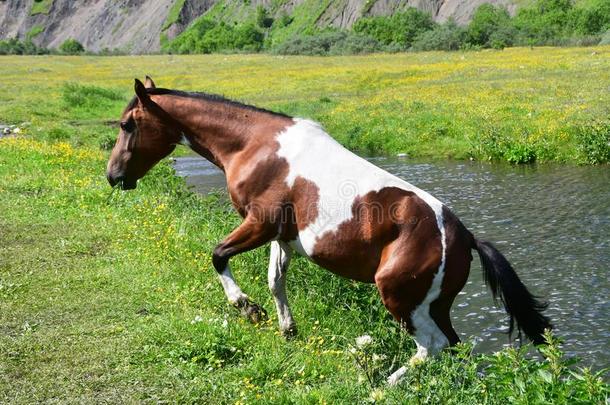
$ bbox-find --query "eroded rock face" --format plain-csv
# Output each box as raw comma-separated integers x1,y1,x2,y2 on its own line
0,0,517,54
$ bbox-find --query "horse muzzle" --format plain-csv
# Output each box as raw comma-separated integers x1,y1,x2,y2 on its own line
107,173,137,190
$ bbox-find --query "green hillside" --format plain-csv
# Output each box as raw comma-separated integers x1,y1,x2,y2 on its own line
162,0,610,55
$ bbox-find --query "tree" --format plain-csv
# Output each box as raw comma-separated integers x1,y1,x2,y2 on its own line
468,4,512,47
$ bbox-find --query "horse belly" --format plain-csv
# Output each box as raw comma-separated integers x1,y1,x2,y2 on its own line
288,229,381,283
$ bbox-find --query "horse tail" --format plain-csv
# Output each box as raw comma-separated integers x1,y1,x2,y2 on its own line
473,238,552,345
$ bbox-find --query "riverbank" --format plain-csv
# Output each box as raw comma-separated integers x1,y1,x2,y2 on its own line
0,47,609,164
0,137,607,402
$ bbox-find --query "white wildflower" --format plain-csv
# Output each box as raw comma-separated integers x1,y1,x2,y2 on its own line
355,334,373,348
372,353,386,362
190,315,203,324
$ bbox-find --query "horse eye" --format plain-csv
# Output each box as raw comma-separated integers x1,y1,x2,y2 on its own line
120,120,136,132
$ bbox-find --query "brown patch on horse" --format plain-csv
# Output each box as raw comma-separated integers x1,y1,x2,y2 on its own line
309,187,438,283
292,176,319,231
368,191,444,332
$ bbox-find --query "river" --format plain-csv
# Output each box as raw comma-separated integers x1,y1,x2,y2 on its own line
174,155,609,370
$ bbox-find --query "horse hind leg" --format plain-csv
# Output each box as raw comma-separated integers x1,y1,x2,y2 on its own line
375,243,455,385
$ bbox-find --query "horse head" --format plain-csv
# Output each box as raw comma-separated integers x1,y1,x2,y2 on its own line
106,76,179,189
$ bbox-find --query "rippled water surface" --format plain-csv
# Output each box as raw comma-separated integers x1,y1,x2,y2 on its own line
174,156,609,370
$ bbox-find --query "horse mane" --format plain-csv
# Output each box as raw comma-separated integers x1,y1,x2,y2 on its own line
125,88,292,119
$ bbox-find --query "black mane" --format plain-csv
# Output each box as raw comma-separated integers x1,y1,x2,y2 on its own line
125,87,291,118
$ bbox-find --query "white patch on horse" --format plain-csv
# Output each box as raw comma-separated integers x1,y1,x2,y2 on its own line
218,266,247,304
275,118,445,256
387,366,407,386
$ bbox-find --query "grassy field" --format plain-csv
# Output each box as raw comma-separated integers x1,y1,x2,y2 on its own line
0,49,609,403
1,46,609,163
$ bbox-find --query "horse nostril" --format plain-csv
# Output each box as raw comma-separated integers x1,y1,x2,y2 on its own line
107,173,122,187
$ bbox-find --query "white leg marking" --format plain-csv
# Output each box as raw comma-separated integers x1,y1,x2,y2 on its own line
268,241,295,333
218,265,248,305
387,366,407,386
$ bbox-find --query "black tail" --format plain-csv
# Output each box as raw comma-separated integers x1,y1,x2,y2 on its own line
474,239,552,345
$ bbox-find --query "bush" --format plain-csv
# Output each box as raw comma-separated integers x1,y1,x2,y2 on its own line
411,21,468,51
353,8,435,49
468,4,514,47
165,19,264,54
256,5,274,29
0,38,49,55
59,39,85,54
274,31,382,56
574,121,610,164
512,0,573,45
568,0,610,35
476,126,539,164
488,24,518,49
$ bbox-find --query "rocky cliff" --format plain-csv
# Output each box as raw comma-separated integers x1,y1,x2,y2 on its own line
0,0,517,53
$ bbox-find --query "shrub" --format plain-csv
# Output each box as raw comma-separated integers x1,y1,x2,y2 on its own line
273,12,293,28
476,126,538,164
568,0,610,35
256,5,274,29
274,31,382,56
411,21,468,51
0,38,49,55
329,32,382,55
574,121,610,164
512,0,573,45
489,24,518,49
164,19,263,54
353,8,435,49
59,38,85,54
468,4,513,47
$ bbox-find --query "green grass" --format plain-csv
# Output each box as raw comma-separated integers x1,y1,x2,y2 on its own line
30,0,54,16
162,0,187,31
0,136,607,403
25,25,44,40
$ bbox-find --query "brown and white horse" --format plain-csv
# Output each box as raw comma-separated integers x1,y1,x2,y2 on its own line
107,77,551,384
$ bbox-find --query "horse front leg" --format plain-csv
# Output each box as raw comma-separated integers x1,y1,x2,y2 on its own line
212,216,275,323
268,241,297,338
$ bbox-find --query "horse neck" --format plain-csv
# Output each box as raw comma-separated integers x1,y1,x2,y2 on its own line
153,95,291,172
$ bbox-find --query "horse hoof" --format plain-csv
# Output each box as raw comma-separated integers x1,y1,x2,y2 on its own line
281,325,298,339
233,298,268,324
244,303,268,324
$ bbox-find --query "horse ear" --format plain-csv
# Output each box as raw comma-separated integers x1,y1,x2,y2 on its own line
144,75,156,89
134,78,150,103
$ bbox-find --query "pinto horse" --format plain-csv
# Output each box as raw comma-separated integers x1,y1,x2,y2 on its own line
107,77,551,384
